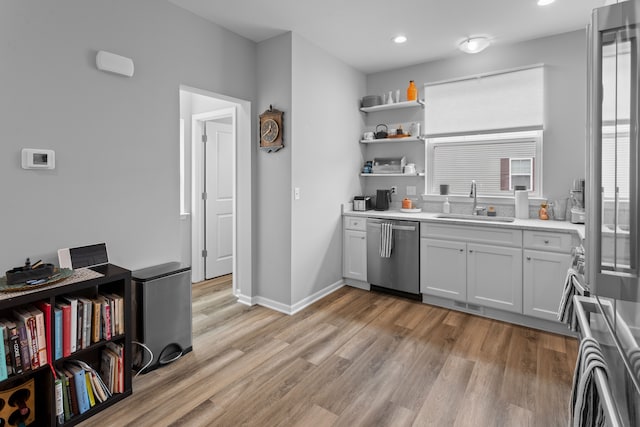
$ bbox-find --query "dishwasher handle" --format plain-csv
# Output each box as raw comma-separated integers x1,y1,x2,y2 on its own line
392,225,416,232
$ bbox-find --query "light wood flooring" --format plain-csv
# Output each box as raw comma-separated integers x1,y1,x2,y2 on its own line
80,277,578,426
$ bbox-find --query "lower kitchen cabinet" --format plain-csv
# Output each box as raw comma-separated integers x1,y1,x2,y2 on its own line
420,222,523,314
343,217,367,281
522,230,577,322
467,243,522,313
420,238,466,300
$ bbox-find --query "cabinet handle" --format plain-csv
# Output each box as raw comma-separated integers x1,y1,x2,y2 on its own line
360,236,365,240
468,249,474,253
544,239,550,244
526,256,531,261
459,249,464,252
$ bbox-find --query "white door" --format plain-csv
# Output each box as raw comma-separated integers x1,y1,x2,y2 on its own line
204,120,233,279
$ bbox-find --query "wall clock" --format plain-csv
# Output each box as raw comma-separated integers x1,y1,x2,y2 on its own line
259,105,284,152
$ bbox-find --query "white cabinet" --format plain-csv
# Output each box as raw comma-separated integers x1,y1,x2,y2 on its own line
420,222,523,314
420,238,466,300
467,243,522,313
522,230,575,321
343,217,367,281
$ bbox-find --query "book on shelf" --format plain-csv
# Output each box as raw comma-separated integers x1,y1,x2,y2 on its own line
76,298,83,352
67,359,111,403
0,324,8,381
61,367,79,417
65,364,91,414
2,319,23,374
55,368,72,421
16,322,31,372
54,377,64,424
53,307,63,360
0,321,13,377
29,304,48,366
78,297,92,349
90,298,102,344
62,296,78,354
56,302,72,357
13,309,39,369
84,371,96,407
103,293,124,336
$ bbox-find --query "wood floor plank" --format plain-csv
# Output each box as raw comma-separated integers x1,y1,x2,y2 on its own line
79,280,577,427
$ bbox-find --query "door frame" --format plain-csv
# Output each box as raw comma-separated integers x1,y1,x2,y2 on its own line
182,84,252,301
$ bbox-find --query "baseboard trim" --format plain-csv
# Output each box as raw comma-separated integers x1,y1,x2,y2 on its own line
239,280,345,315
236,293,254,307
252,296,293,315
290,279,344,315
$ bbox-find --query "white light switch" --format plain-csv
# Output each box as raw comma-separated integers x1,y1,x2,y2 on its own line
294,187,301,200
406,186,417,196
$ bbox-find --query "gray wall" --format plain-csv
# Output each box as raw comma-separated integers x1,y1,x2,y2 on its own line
0,0,256,272
365,30,587,203
290,34,365,305
256,33,293,305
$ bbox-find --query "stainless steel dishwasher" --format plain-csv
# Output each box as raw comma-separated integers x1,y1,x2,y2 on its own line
367,218,420,296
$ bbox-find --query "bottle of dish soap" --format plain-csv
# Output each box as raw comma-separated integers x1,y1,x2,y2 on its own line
443,197,450,214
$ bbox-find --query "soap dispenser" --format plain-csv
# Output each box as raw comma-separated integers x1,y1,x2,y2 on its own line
443,197,450,214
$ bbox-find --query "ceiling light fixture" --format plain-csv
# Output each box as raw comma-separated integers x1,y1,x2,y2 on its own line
458,37,491,54
537,0,555,5
393,35,408,44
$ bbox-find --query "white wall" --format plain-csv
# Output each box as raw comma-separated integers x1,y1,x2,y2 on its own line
365,30,587,203
0,1,256,273
290,34,366,305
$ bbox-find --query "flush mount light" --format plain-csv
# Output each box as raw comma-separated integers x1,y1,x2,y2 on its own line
537,0,556,5
393,35,408,44
458,37,491,54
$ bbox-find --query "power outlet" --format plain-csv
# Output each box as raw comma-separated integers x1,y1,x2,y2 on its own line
390,186,398,194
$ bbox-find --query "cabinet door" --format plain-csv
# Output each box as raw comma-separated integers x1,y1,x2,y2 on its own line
420,238,467,300
343,229,367,281
523,249,572,321
467,243,523,313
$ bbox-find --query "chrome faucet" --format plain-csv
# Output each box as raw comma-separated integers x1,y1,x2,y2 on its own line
470,180,477,213
470,180,485,215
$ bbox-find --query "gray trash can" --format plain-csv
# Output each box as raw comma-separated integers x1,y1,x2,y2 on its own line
131,262,192,373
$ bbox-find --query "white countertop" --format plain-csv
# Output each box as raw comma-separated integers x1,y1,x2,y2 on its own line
343,208,585,240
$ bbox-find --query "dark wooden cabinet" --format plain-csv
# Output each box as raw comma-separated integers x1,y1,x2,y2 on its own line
0,264,132,426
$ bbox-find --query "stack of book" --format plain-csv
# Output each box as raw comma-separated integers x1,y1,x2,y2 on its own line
55,292,125,358
55,359,113,422
0,304,49,381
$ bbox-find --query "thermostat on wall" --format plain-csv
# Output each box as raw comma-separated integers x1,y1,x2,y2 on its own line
21,148,55,169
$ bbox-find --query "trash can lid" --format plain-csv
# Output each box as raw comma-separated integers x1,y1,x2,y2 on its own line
132,262,191,282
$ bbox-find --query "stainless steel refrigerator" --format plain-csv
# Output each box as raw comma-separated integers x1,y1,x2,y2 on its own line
586,1,640,425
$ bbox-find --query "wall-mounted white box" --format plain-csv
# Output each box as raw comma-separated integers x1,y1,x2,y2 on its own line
21,148,55,169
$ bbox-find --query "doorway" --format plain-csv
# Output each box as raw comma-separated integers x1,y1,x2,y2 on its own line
180,86,252,300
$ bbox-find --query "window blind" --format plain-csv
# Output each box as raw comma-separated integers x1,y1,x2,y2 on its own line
424,65,544,136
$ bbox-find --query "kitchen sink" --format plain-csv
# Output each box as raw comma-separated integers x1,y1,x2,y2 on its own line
436,213,515,223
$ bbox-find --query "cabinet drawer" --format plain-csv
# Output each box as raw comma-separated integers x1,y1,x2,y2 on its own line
344,216,366,231
523,230,574,253
421,222,522,247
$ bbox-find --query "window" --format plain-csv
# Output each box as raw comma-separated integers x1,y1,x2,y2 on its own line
426,130,542,197
507,158,534,191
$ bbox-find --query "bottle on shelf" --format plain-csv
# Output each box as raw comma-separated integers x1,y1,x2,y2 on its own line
443,197,450,213
407,80,418,102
